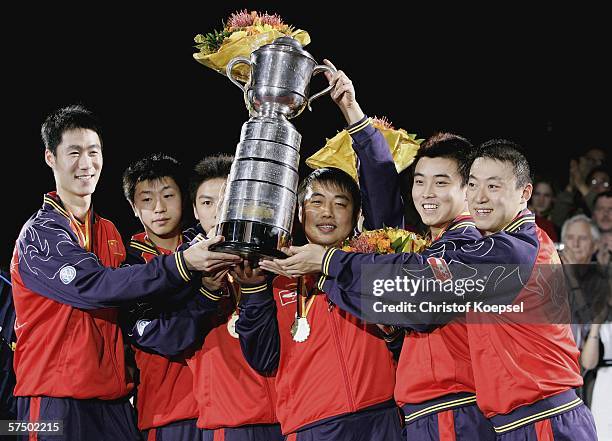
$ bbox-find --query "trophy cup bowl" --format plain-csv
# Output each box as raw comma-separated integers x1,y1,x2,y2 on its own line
226,36,335,119
211,37,335,260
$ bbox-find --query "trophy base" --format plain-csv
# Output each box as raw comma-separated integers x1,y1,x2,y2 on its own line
210,220,291,261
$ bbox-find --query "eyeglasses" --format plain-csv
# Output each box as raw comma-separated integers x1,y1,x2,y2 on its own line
590,179,610,188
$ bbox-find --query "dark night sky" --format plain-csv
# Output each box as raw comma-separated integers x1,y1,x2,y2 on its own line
2,4,610,267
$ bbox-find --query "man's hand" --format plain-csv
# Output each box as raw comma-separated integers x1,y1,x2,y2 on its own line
202,270,228,292
231,259,267,286
560,246,578,265
323,59,365,125
258,259,292,278
560,246,580,287
571,158,589,196
183,235,241,274
596,241,611,266
259,244,327,277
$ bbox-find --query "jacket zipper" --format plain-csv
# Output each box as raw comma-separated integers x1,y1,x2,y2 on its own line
263,377,275,419
107,317,124,395
327,301,356,412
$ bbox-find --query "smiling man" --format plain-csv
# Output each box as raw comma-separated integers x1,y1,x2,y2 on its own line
120,153,202,441
235,64,404,440
394,133,495,440
275,139,597,440
412,135,473,240
10,104,240,441
262,132,495,441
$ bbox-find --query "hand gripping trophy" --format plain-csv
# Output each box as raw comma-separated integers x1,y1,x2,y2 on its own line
211,36,335,260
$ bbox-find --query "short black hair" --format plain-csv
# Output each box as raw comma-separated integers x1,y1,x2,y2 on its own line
297,167,361,223
122,153,186,203
594,190,612,208
41,104,102,155
189,154,234,204
413,132,473,186
473,139,532,188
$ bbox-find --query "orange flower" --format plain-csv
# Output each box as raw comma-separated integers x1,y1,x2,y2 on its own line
376,238,391,253
342,227,428,255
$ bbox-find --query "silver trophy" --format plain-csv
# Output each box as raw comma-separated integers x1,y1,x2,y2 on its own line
212,36,335,259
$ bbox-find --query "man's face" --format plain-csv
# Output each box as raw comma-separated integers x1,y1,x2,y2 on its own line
193,177,226,235
467,158,532,235
593,196,612,232
132,177,183,241
563,220,596,264
586,148,606,167
412,157,467,229
531,182,554,214
579,149,605,176
300,182,355,247
45,128,102,199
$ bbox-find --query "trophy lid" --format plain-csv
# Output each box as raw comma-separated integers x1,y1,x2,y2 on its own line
261,36,315,61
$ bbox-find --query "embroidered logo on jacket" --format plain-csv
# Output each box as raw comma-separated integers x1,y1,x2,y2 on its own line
427,257,453,282
107,240,124,256
136,319,152,336
277,288,298,306
59,266,77,284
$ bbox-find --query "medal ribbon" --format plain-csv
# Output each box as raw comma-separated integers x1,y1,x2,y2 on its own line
297,277,317,319
67,209,92,252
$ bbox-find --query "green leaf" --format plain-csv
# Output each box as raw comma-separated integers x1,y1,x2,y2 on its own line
399,237,412,252
390,236,404,250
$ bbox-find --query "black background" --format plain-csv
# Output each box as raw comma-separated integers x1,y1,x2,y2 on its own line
2,4,610,268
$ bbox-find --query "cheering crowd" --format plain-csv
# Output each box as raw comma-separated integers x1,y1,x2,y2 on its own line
1,63,611,441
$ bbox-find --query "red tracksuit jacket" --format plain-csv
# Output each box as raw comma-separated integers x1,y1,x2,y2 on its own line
11,192,194,399
237,275,397,434
123,232,199,430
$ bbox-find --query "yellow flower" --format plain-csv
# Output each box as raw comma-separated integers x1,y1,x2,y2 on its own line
306,117,423,182
193,12,310,81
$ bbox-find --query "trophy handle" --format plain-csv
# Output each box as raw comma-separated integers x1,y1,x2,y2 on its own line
308,65,337,111
226,56,251,92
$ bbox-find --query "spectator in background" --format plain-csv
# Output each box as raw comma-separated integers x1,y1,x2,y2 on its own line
528,177,559,241
560,215,605,343
560,214,609,413
593,193,612,270
586,166,610,196
571,164,610,214
593,191,612,234
551,153,610,227
580,279,612,441
561,214,600,265
601,231,612,258
583,147,607,170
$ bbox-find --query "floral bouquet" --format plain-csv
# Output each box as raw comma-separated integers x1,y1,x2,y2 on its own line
342,227,429,254
306,117,422,182
193,10,310,82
